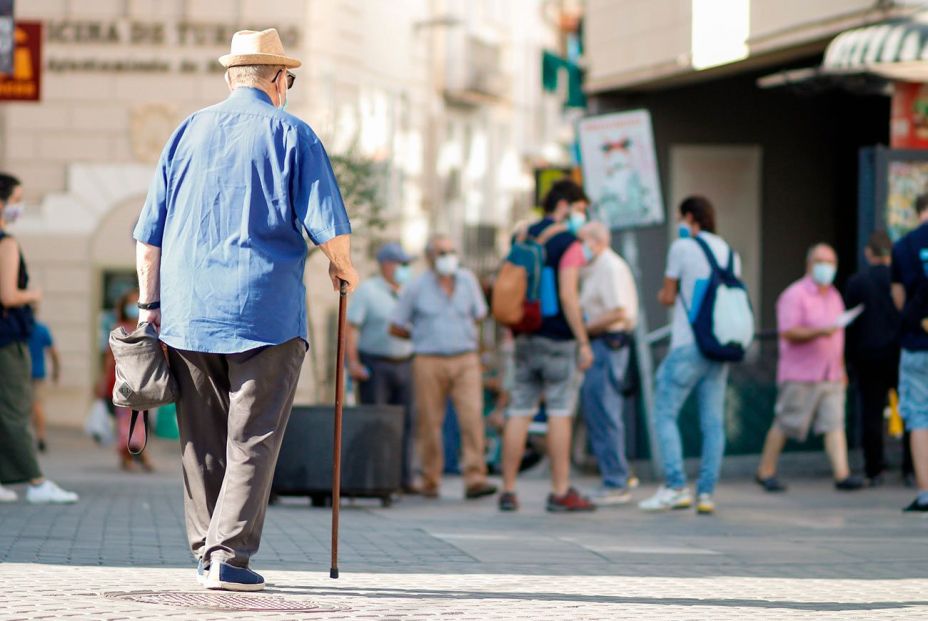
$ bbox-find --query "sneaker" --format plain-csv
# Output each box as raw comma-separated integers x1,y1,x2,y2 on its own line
755,475,788,493
465,481,498,500
0,484,17,503
195,559,208,586
696,493,715,515
205,561,265,592
638,486,692,512
588,486,631,506
834,476,864,491
498,491,519,512
26,480,78,504
902,498,928,513
546,487,595,512
867,475,884,488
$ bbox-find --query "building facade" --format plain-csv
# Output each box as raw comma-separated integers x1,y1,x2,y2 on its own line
1,0,568,426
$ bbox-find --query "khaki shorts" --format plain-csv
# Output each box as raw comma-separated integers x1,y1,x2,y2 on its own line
774,381,845,441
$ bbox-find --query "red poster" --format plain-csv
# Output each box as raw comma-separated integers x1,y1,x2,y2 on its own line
891,81,928,149
0,21,41,102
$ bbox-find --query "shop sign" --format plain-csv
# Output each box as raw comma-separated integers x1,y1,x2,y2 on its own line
0,20,40,102
891,81,928,149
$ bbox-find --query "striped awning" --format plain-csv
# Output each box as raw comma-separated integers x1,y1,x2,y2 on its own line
824,13,928,82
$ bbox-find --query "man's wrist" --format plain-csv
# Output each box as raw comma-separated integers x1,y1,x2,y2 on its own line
137,300,161,310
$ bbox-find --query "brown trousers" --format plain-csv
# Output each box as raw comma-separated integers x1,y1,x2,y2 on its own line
167,338,304,568
413,353,487,491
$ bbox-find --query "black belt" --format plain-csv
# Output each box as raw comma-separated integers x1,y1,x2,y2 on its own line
360,352,413,364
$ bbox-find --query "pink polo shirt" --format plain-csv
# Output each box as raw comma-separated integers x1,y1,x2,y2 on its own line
777,276,845,384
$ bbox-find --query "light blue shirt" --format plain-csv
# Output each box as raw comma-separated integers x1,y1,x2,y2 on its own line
392,269,487,356
347,275,413,359
133,87,351,353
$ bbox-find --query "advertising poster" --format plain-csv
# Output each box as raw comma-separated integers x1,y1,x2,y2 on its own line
577,110,664,229
886,160,928,241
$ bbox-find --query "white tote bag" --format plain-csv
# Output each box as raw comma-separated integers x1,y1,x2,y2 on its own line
84,399,115,446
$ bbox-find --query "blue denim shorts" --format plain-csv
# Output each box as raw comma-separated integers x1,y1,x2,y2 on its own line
900,349,928,431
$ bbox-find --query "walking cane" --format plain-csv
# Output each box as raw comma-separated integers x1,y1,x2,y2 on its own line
330,279,348,580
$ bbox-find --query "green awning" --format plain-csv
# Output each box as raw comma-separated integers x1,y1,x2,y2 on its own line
824,13,928,82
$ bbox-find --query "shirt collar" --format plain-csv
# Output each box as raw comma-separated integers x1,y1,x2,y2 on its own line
801,275,830,295
229,86,274,106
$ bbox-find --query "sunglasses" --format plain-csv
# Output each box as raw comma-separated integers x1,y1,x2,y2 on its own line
435,250,456,257
273,69,296,90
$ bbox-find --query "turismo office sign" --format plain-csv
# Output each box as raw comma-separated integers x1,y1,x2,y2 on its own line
0,20,40,101
578,110,664,229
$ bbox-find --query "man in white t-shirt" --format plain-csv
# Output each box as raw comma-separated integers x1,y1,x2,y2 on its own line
639,196,740,516
577,222,639,505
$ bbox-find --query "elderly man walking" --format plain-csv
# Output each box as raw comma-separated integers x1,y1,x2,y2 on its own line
756,243,862,492
347,242,417,492
577,221,639,506
133,29,357,591
390,234,496,500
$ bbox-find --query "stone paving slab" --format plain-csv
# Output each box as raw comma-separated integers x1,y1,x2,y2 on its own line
2,428,928,619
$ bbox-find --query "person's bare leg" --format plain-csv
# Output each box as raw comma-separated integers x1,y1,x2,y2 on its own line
501,416,531,493
757,426,787,479
911,429,928,492
547,416,572,497
824,429,850,481
32,398,46,443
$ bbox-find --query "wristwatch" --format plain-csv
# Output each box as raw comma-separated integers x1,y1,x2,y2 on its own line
137,300,161,310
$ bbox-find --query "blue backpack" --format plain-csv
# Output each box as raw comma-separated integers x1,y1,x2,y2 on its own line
684,236,754,362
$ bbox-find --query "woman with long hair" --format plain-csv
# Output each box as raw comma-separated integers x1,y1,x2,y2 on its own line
0,173,78,503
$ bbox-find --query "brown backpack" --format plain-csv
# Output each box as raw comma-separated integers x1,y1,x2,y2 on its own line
491,223,565,332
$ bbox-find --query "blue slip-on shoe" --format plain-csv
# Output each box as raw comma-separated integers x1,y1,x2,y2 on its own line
205,561,265,592
195,559,207,586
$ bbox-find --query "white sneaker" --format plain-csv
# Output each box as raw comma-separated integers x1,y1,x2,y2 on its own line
0,484,17,503
26,480,79,504
589,486,632,506
638,486,692,512
696,493,715,515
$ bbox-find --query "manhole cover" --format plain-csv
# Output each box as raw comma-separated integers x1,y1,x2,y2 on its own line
103,591,346,613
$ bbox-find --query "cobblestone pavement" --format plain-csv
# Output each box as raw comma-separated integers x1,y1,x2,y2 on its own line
1,428,927,620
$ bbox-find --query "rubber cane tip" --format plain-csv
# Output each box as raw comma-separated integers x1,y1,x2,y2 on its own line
330,567,339,579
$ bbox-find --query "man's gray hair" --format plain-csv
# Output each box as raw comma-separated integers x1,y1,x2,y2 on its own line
580,221,610,244
227,64,283,88
806,242,836,264
425,233,452,257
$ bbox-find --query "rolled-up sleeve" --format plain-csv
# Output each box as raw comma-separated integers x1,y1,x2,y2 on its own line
133,148,170,247
292,130,351,245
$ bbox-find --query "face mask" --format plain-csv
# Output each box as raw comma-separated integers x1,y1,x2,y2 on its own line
811,262,837,286
3,202,23,224
581,243,595,263
394,264,411,285
567,212,586,235
677,223,691,239
278,80,288,111
435,254,459,276
124,304,140,320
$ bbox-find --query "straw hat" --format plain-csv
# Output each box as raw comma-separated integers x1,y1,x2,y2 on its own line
219,28,301,69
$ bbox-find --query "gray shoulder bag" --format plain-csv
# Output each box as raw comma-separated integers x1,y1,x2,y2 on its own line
109,322,178,454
